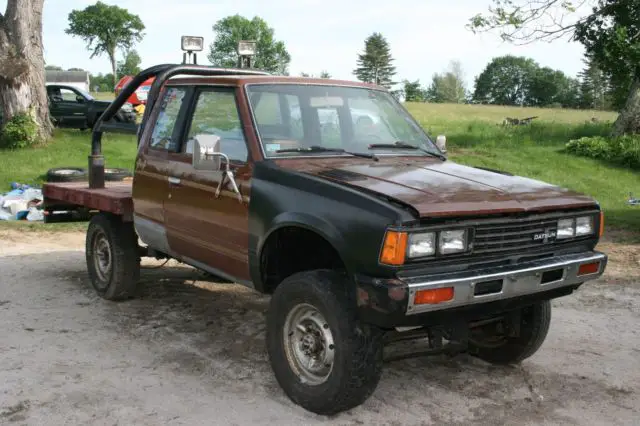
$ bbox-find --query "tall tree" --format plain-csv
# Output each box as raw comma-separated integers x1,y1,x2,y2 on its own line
117,49,142,77
468,0,640,135
427,61,468,103
472,55,538,106
578,54,610,110
402,79,427,102
353,32,396,88
208,15,290,74
0,0,52,141
66,1,145,90
529,67,580,107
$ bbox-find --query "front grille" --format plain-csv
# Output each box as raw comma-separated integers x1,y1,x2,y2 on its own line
473,217,560,255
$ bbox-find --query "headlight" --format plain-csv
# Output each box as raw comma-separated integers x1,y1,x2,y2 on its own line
557,215,596,239
408,232,435,258
575,216,595,236
556,218,575,239
439,229,467,254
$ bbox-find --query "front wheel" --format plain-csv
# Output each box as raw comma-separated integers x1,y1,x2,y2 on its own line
266,270,384,415
468,300,552,365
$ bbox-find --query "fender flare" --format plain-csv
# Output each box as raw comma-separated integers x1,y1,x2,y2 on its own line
253,211,353,291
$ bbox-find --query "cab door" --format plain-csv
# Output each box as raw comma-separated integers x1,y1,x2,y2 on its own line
132,86,190,254
47,86,88,127
164,86,253,283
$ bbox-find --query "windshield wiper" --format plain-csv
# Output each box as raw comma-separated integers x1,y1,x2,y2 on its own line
276,145,379,161
368,141,446,160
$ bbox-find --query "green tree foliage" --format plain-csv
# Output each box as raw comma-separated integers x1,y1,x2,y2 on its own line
66,1,145,90
300,70,332,78
578,54,611,110
574,0,640,134
353,32,396,88
207,15,290,74
468,0,640,135
529,67,581,108
426,61,468,103
45,65,63,70
117,49,142,77
89,73,114,92
473,55,537,106
402,79,427,102
473,55,580,108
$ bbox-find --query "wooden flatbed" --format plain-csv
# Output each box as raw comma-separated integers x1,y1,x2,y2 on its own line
42,181,134,221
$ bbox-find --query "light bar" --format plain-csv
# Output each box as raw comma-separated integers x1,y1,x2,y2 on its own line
181,35,204,52
237,40,257,56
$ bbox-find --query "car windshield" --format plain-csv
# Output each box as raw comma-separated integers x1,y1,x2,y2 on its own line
245,84,440,158
76,88,94,101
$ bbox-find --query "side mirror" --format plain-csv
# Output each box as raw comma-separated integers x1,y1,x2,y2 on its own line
76,95,85,103
435,135,447,153
193,134,222,171
192,133,243,203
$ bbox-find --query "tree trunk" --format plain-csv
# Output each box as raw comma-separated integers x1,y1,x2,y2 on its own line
611,75,640,137
0,0,52,141
109,52,117,92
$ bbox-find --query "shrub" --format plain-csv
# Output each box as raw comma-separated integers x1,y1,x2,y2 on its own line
0,111,40,149
565,135,640,169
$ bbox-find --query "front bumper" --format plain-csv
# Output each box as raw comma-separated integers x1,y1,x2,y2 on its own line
355,251,607,328
403,251,606,315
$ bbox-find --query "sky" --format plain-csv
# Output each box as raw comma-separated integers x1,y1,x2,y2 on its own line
3,0,591,90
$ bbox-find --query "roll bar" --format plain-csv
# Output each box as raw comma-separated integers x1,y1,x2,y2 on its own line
88,63,270,189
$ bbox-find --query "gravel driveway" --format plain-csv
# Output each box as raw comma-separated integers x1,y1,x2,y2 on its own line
1,230,638,425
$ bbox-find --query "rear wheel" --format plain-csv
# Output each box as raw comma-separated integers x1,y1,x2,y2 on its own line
468,301,552,364
266,270,384,415
85,213,140,300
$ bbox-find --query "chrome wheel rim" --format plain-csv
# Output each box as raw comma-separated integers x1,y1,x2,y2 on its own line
92,231,111,286
283,303,335,385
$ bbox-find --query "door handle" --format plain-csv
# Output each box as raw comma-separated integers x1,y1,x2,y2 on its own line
168,176,181,185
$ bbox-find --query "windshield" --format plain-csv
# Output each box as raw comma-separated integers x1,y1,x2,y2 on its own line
245,84,440,158
76,88,94,101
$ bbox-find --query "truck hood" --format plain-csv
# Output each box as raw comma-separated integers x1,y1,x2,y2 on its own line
276,158,597,218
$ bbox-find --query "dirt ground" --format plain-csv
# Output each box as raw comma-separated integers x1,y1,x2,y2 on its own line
0,229,638,425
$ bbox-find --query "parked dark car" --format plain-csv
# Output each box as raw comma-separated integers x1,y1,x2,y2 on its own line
46,84,136,130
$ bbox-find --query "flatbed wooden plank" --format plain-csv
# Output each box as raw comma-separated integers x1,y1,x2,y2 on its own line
42,181,134,221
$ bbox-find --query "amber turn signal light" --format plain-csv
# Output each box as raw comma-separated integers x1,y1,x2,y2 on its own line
380,231,407,265
414,287,454,305
599,211,604,237
578,262,600,276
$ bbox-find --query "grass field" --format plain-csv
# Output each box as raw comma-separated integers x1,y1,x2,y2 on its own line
1,102,638,238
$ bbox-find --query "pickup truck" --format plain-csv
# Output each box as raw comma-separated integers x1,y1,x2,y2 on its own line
42,64,608,416
46,83,137,130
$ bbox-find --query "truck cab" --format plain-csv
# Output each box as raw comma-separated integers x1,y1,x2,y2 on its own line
42,64,608,416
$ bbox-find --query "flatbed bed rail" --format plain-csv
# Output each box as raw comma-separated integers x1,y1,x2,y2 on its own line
42,181,134,221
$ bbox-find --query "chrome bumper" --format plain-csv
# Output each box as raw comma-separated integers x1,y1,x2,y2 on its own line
404,251,607,315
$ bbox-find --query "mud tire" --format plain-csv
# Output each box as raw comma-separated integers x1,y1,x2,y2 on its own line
266,269,384,415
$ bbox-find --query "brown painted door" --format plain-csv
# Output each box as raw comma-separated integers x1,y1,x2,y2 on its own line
164,86,253,283
132,85,190,253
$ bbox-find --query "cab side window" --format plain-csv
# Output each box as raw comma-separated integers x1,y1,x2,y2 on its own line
149,87,187,151
182,88,248,163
